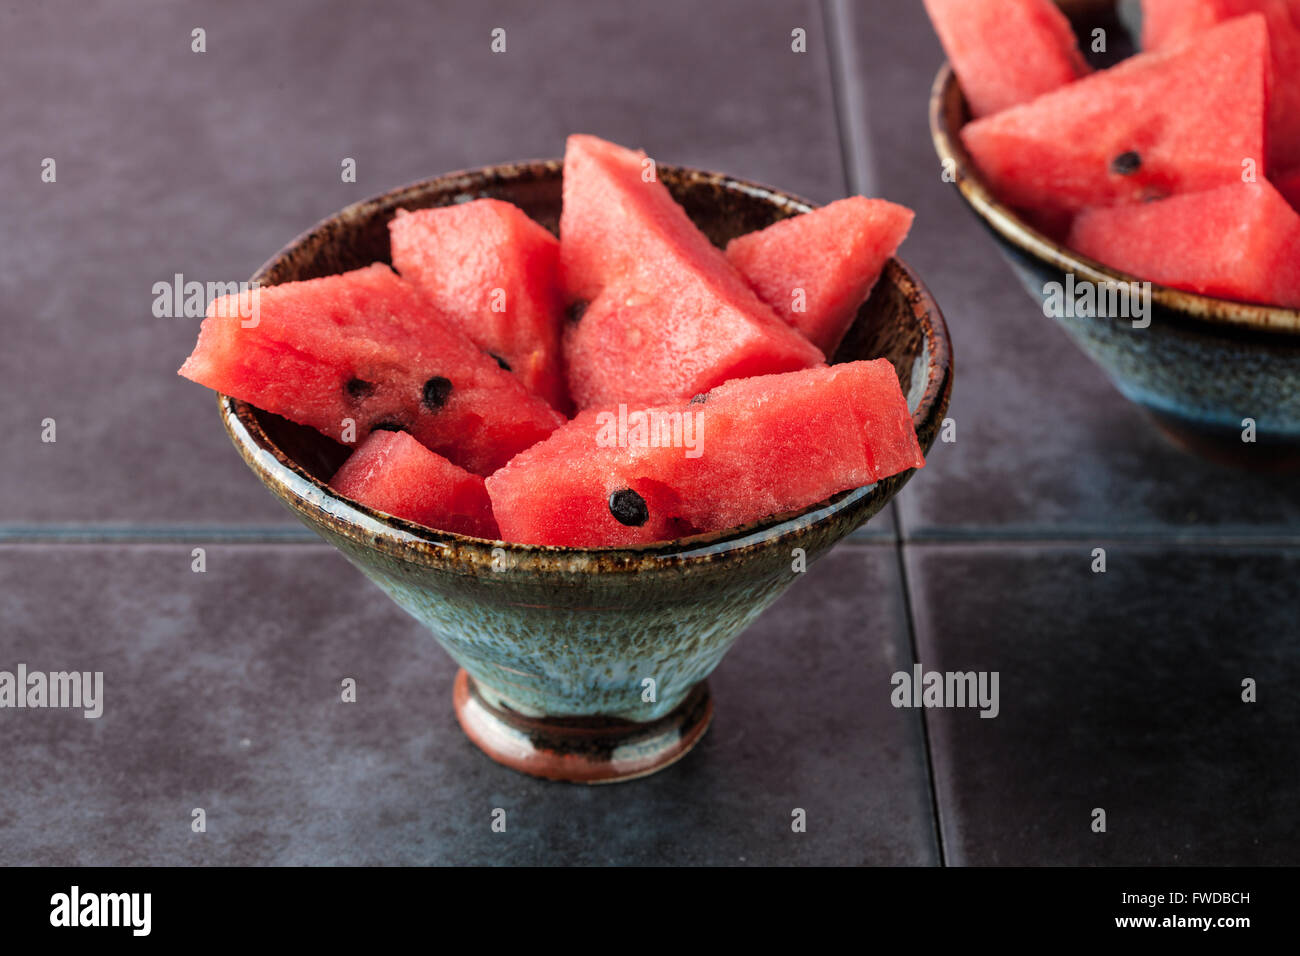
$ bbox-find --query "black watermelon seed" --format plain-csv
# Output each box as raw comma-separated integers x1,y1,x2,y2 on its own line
490,353,512,372
422,376,453,410
370,420,404,432
608,488,649,527
1111,151,1141,176
344,377,375,403
566,301,588,324
689,392,709,405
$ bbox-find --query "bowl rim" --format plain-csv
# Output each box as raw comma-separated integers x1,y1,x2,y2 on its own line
928,62,1300,337
219,159,953,576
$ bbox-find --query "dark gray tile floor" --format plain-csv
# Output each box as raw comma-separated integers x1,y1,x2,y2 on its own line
0,543,934,866
906,543,1300,866
1,0,1295,866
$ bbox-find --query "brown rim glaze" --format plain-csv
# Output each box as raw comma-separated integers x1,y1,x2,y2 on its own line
929,63,1300,336
219,159,953,578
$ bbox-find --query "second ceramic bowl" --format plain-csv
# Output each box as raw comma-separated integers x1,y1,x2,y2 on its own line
930,0,1300,470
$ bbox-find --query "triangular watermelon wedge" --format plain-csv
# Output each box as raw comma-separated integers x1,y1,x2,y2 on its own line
486,360,922,548
329,430,499,538
560,134,825,409
724,197,915,356
389,200,570,413
923,0,1089,118
1067,181,1300,307
179,264,563,475
962,14,1270,213
1141,0,1300,170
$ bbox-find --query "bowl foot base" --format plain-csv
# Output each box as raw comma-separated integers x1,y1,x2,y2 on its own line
453,670,713,784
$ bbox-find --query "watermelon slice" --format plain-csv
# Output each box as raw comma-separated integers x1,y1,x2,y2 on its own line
329,430,499,538
485,360,923,548
1141,0,1300,170
1067,181,1300,307
961,14,1270,214
388,200,569,412
179,264,563,475
923,0,1089,118
724,197,915,356
560,134,825,409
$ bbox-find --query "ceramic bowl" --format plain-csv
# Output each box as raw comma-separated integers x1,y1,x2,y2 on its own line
930,0,1300,470
218,159,952,783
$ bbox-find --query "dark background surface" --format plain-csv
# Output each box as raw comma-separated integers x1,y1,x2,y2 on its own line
0,0,1294,865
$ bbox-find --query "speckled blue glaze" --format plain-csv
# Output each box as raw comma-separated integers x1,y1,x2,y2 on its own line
217,159,952,752
996,240,1300,438
317,518,806,721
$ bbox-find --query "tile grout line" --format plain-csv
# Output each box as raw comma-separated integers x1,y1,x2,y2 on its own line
880,530,1300,548
821,0,946,866
893,534,948,866
3,525,1300,549
0,526,323,545
820,0,878,197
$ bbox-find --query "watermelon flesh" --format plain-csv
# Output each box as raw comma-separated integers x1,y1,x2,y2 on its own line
329,430,499,538
1141,0,1300,170
560,134,825,409
178,264,563,476
485,360,923,548
1067,181,1300,307
724,197,915,356
923,0,1089,117
961,14,1270,214
388,200,570,412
